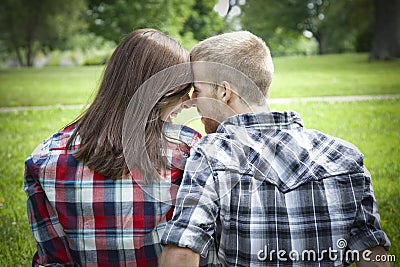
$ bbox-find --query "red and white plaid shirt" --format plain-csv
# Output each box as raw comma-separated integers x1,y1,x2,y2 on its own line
24,122,218,266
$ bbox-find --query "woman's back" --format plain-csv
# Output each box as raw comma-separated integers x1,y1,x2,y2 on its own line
25,122,201,265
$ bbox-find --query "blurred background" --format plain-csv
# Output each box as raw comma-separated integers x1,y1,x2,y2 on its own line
0,0,398,67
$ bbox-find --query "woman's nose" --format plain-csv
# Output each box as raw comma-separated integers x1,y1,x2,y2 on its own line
190,91,198,100
181,94,194,109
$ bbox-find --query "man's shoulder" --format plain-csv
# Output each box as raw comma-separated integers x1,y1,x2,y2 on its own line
195,132,233,149
190,132,245,170
164,123,202,147
288,128,366,180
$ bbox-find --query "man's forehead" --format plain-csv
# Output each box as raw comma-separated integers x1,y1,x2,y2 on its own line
193,81,208,88
191,63,211,81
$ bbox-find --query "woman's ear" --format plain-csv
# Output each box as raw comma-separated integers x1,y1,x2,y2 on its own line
219,81,233,104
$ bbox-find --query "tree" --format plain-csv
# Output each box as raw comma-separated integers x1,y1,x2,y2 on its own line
241,0,353,55
180,0,224,42
218,0,246,32
349,0,374,53
370,0,400,60
0,0,87,66
87,0,195,45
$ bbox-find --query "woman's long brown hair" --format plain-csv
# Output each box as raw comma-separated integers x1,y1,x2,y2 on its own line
66,29,191,180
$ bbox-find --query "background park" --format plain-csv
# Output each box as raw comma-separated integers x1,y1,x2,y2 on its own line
0,0,399,265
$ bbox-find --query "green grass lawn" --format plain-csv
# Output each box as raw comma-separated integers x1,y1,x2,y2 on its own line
0,66,102,107
0,53,399,265
271,53,400,98
0,53,399,107
1,101,398,266
0,108,82,265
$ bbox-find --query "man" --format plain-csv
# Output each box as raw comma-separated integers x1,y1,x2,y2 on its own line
160,31,390,266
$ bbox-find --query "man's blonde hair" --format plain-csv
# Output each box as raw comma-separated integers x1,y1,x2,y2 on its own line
190,31,274,105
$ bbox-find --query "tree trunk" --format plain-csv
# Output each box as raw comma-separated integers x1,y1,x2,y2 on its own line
314,31,325,55
26,44,33,67
370,0,400,60
14,45,24,67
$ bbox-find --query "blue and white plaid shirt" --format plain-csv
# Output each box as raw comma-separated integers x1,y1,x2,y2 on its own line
162,111,390,266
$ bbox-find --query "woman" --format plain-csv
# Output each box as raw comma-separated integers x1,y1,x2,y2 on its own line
24,29,215,266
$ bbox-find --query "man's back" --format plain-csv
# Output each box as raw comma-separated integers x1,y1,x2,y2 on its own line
162,111,390,266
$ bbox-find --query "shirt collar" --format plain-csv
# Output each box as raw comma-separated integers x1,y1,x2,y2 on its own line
217,111,304,132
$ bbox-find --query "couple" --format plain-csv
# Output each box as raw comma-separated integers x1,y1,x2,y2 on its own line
25,29,390,266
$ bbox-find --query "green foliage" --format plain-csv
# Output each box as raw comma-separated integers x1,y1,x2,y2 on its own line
241,0,374,55
181,0,224,41
87,0,196,44
32,47,112,67
0,0,381,62
82,49,112,66
349,0,374,53
0,0,88,66
174,31,199,51
85,0,226,50
62,32,116,52
255,27,318,56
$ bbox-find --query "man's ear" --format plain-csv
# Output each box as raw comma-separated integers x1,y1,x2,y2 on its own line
219,81,233,104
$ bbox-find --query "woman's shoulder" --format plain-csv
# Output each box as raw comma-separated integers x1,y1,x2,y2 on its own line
26,125,77,163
